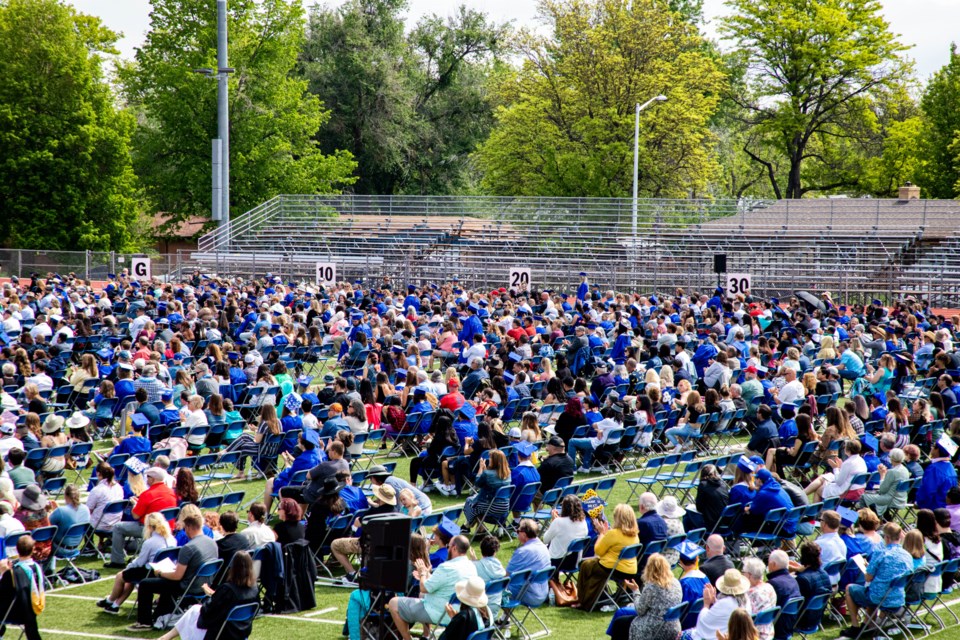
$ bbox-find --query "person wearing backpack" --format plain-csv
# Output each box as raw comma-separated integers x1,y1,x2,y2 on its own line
0,534,43,640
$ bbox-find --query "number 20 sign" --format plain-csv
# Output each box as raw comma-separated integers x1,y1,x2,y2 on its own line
509,268,531,293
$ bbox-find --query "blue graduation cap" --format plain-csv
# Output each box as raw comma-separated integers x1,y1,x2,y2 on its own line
503,372,515,384
649,295,658,305
859,433,878,453
437,518,459,539
395,370,407,379
302,428,320,448
673,540,704,562
508,352,522,363
837,506,859,528
749,455,765,467
392,345,405,354
457,403,476,421
479,299,488,307
579,272,587,277
107,273,116,280
97,348,113,360
130,414,150,430
468,302,480,313
515,441,537,457
297,375,314,387
736,455,758,473
871,299,883,306
227,352,239,361
161,389,174,400
172,352,185,361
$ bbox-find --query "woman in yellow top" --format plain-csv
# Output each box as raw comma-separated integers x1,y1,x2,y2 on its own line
577,503,640,611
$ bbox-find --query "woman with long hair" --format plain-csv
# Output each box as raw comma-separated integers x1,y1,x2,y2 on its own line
68,353,98,392
224,403,282,477
174,468,199,505
543,494,589,570
462,450,511,528
618,553,691,640
157,550,258,640
97,512,176,614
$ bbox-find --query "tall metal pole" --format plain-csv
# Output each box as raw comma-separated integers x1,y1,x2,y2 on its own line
632,103,640,240
217,0,230,232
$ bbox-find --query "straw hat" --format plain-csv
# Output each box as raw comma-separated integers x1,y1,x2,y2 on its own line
454,576,488,609
42,414,65,434
66,411,90,430
716,569,750,596
372,484,397,506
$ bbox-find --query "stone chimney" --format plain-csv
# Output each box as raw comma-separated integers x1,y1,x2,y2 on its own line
898,182,920,201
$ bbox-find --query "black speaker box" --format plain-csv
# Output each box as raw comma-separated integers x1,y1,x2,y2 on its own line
360,513,411,592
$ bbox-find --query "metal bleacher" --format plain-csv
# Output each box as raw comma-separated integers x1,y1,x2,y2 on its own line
193,194,960,304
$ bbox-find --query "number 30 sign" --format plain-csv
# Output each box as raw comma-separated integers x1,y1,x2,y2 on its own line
726,273,752,298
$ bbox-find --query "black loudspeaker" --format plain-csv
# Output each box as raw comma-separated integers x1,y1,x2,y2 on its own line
714,253,727,274
360,513,411,592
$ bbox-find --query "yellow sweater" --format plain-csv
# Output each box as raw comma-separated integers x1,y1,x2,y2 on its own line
594,529,640,574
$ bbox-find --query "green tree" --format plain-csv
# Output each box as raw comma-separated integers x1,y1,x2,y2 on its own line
0,0,140,250
475,0,725,199
302,1,507,194
919,44,960,198
122,0,356,231
721,0,909,199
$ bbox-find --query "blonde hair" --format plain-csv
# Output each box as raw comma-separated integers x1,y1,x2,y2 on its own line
903,530,924,559
642,553,674,589
143,512,172,540
128,472,147,496
398,488,416,504
612,503,638,537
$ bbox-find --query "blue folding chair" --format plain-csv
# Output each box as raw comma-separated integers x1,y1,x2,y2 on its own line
588,544,643,612
212,602,260,640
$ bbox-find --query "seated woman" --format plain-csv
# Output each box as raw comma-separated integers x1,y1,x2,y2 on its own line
765,413,815,476
608,553,682,640
462,450,510,529
576,504,640,611
861,447,910,517
543,495,589,571
273,498,305,545
804,439,867,502
96,512,176,614
157,550,258,640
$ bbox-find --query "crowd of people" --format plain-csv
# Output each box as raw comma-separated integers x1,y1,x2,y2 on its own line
0,269,959,640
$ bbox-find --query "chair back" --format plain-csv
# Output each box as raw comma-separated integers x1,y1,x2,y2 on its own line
752,606,781,627
664,602,688,623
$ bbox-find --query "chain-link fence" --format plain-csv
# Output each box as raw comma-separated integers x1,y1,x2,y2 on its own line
0,249,196,282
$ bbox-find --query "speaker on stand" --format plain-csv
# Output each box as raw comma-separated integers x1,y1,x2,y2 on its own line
359,514,412,640
713,254,727,289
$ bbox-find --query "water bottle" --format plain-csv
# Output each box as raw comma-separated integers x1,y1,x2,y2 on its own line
548,589,556,606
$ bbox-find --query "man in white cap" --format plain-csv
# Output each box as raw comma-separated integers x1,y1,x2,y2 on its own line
0,423,23,460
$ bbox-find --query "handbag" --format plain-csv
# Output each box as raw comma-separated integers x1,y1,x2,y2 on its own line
548,576,578,607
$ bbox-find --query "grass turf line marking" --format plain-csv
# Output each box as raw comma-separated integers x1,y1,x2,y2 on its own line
39,630,146,640
303,606,338,617
46,593,102,601
262,614,344,625
48,575,113,592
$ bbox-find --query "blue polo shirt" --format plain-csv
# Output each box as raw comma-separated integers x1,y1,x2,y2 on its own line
509,463,540,512
506,538,551,605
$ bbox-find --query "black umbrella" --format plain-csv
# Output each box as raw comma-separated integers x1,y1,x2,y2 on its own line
795,290,826,313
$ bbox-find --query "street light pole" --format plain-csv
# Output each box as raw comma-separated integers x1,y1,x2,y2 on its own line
631,94,668,240
216,0,229,233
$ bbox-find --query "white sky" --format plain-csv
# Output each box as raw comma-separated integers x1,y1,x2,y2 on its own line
69,0,958,80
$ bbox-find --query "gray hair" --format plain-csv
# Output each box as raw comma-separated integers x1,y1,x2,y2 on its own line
769,549,789,570
889,448,905,464
742,557,766,579
469,356,483,368
639,492,658,512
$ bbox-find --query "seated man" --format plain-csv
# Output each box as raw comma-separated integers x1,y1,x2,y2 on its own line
131,509,218,630
842,523,914,638
264,429,321,513
747,404,779,456
505,519,551,606
108,467,177,569
388,535,477,640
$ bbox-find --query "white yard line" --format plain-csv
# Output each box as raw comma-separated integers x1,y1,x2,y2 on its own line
46,593,101,601
48,575,112,591
262,613,344,625
40,630,145,640
303,606,338,617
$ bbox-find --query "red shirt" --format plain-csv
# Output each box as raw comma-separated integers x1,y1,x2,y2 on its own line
132,482,178,523
506,328,526,342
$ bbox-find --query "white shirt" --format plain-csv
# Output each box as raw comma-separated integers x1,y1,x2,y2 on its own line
777,380,805,405
823,454,868,500
241,521,276,547
462,343,486,362
816,532,847,583
25,373,54,392
542,516,589,559
693,594,751,640
0,435,24,460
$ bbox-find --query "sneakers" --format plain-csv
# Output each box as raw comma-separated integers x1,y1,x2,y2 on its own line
103,603,121,615
336,572,357,586
127,623,153,631
103,561,126,570
437,484,456,496
839,626,861,638
576,466,592,474
600,604,617,613
96,598,112,609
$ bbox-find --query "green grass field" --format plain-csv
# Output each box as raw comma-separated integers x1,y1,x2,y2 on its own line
34,447,960,640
